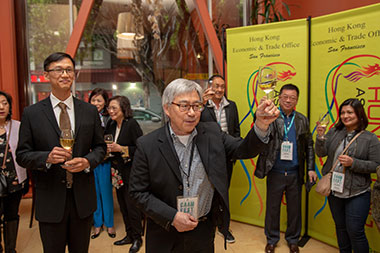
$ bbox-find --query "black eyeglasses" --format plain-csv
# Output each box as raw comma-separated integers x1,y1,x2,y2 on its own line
280,95,297,101
46,68,75,76
171,102,204,112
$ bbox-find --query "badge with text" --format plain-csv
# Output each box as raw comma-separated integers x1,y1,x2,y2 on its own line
331,171,345,193
280,141,293,160
177,196,198,219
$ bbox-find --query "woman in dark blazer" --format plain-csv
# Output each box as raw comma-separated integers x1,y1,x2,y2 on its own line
105,96,143,253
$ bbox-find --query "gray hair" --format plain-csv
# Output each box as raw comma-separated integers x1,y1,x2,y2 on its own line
162,78,203,107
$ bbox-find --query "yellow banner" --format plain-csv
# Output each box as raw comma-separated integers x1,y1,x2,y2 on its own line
310,4,380,251
226,19,308,230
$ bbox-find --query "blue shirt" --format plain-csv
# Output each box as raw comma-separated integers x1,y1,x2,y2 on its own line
272,110,299,174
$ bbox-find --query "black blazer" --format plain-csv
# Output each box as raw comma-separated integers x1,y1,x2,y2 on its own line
105,118,143,183
129,122,267,252
16,97,106,223
200,99,240,137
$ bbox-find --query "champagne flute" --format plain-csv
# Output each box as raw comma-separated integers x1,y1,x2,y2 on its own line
104,134,114,158
258,66,277,100
60,129,74,151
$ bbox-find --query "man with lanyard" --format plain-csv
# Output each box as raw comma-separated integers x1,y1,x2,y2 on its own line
129,78,279,252
201,74,240,243
255,84,317,253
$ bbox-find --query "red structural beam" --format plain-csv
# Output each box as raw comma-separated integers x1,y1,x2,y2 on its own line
65,0,95,58
193,0,225,75
0,0,20,119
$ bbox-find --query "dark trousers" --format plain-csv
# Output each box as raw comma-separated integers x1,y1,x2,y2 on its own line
0,190,22,221
265,171,301,245
172,216,215,253
116,184,142,240
328,191,370,253
218,160,234,232
39,189,92,253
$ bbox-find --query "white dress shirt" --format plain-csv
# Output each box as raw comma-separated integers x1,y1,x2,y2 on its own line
50,93,75,133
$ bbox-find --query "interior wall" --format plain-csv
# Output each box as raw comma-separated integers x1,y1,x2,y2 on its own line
284,0,380,19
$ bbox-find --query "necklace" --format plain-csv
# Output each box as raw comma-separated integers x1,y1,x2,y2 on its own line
0,122,7,129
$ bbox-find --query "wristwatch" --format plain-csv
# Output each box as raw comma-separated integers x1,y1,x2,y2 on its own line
84,166,91,173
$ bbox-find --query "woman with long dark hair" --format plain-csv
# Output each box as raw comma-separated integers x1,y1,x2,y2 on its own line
88,88,116,239
0,91,28,252
106,96,143,253
316,98,380,252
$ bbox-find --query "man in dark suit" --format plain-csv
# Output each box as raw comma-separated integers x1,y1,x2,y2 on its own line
201,74,240,242
129,78,279,252
16,52,106,253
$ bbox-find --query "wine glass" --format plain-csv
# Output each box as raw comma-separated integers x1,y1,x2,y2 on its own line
317,113,330,139
104,134,114,158
318,113,330,128
258,66,277,100
60,129,74,151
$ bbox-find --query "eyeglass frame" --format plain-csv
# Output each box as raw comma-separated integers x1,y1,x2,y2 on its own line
107,106,120,112
46,68,75,76
171,102,204,112
279,94,298,101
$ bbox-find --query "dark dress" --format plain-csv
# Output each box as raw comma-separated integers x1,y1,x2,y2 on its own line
0,132,23,197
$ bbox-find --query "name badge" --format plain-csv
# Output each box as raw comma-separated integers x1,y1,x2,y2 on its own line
280,141,293,160
177,196,199,219
331,171,345,193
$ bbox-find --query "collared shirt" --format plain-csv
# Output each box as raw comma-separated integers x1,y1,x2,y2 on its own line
169,125,214,218
208,96,229,134
50,93,75,133
273,109,298,173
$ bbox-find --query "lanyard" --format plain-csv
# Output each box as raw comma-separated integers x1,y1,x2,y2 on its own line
279,107,295,140
216,107,223,126
181,141,196,188
165,124,196,189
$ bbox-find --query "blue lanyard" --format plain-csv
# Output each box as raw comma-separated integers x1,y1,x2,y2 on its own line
216,107,223,126
279,107,295,140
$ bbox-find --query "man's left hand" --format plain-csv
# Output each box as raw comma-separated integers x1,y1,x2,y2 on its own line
62,158,90,173
308,170,318,182
255,98,280,131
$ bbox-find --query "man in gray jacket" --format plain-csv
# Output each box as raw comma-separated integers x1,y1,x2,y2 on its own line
255,84,317,253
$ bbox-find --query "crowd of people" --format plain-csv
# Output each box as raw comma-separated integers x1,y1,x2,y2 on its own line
0,51,377,253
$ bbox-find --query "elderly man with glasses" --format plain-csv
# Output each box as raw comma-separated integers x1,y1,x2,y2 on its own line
129,78,279,252
255,84,317,253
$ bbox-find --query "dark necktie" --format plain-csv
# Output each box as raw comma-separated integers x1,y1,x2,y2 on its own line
58,102,73,188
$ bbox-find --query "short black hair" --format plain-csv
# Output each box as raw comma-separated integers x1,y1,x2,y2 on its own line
0,91,13,121
335,98,368,131
44,52,75,71
208,74,225,85
89,88,110,116
109,96,133,119
279,83,299,97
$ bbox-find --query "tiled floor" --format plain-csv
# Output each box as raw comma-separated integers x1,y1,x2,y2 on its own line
16,197,338,252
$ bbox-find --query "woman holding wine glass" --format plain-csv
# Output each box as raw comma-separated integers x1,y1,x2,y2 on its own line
315,98,380,252
0,91,28,252
105,96,143,253
88,88,116,239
